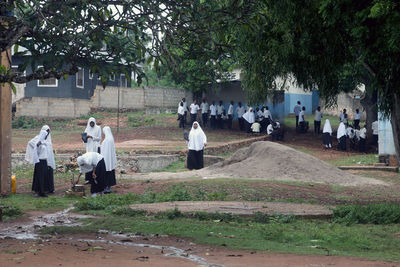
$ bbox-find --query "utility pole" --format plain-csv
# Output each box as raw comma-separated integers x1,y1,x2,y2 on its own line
0,46,12,196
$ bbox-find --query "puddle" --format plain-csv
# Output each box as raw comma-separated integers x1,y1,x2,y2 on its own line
0,208,223,267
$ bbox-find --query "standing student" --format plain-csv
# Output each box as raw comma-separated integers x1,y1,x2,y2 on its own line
209,101,217,129
314,106,323,134
186,121,207,170
84,117,102,153
372,120,379,147
25,129,50,197
177,102,185,128
294,101,301,129
263,106,272,124
347,125,356,150
189,100,200,125
354,109,362,128
217,100,225,129
243,108,255,133
340,109,348,124
41,125,55,194
76,152,106,197
227,101,234,129
337,122,347,151
236,102,245,131
179,97,188,123
322,119,332,148
200,98,209,127
298,106,308,133
358,124,367,153
101,126,117,194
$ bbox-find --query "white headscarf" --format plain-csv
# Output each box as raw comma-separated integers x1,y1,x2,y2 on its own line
77,152,103,174
337,122,346,139
41,125,56,169
101,126,117,171
188,121,207,151
25,129,48,165
322,119,332,134
84,117,102,152
243,108,255,124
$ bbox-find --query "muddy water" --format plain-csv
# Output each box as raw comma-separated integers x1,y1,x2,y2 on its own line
0,208,223,267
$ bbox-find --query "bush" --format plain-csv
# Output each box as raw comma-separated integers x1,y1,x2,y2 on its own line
75,193,140,211
1,206,23,220
12,116,42,129
127,116,142,127
333,204,400,225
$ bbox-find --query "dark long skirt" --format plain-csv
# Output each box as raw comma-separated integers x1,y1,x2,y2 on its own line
359,137,366,153
187,149,204,170
85,159,106,193
105,169,116,187
245,121,251,133
238,118,244,131
338,136,347,151
48,167,54,193
322,133,332,146
32,159,49,194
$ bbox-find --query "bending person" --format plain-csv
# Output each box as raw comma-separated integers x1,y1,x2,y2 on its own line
76,152,106,197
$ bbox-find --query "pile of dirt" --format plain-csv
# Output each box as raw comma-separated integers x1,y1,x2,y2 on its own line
206,141,386,186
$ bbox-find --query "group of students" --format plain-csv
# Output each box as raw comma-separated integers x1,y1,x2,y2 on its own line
177,98,283,139
25,117,117,197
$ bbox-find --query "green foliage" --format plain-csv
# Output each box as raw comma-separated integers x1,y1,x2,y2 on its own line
333,204,400,225
328,154,379,167
75,193,140,211
1,206,23,221
109,206,147,217
127,116,143,127
12,116,43,129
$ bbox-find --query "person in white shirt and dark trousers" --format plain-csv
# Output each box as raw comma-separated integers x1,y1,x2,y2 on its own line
209,101,217,129
189,100,200,126
236,102,245,131
200,98,209,128
314,106,323,134
357,124,367,153
294,101,301,129
354,109,362,128
227,101,234,129
217,100,225,129
298,106,308,133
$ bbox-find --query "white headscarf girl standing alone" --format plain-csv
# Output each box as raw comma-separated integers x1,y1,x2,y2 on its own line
84,117,102,153
322,119,332,149
101,126,117,193
187,121,207,170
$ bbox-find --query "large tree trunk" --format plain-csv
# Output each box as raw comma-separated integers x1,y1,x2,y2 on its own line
391,93,400,160
360,83,378,141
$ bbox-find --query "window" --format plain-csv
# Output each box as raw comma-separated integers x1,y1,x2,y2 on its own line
109,73,115,81
37,65,58,87
76,68,84,88
120,74,127,87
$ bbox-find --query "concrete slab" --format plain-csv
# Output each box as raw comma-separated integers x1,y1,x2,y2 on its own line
129,201,333,219
339,165,399,172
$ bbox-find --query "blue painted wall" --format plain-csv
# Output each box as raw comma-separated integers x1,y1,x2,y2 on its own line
284,93,314,116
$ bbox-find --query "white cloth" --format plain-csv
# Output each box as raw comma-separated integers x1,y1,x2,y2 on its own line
217,105,225,115
243,109,255,124
322,119,332,134
178,105,185,115
359,127,367,139
188,122,207,151
347,127,355,139
257,110,263,118
77,152,103,174
294,104,301,116
101,126,117,171
264,110,272,120
314,110,323,121
372,121,378,135
236,106,245,118
210,104,217,116
41,125,56,169
228,104,233,115
25,130,48,165
299,110,305,122
267,124,273,135
200,102,209,114
190,103,200,114
354,112,362,120
84,117,102,153
337,122,346,139
178,101,188,111
251,122,260,133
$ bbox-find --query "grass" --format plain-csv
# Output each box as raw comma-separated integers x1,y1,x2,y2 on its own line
41,214,400,262
284,114,342,129
328,154,379,166
155,158,186,172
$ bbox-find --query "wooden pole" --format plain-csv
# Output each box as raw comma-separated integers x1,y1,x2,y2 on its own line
0,47,12,196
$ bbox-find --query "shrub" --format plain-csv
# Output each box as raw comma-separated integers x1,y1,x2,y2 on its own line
1,206,23,220
332,204,400,225
75,193,140,211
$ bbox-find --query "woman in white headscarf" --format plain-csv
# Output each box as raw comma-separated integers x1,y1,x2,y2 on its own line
243,108,255,133
25,129,50,197
101,126,117,193
322,119,332,149
76,152,106,197
337,122,347,151
187,121,207,170
84,117,102,153
41,125,56,193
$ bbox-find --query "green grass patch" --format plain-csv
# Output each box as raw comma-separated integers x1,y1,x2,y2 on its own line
284,114,341,129
333,204,400,225
328,154,379,166
155,158,186,172
41,215,400,262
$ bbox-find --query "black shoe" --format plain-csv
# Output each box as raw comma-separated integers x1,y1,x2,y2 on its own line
40,193,48,198
34,193,40,198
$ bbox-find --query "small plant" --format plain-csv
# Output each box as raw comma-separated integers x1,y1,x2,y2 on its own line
127,116,142,127
75,193,140,211
1,206,23,220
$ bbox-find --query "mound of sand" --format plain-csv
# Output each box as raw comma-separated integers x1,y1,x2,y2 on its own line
205,141,386,186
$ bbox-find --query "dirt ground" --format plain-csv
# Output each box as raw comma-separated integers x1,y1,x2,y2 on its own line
0,234,397,267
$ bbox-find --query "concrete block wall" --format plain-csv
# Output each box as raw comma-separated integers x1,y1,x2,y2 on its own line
16,86,191,118
319,92,366,120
